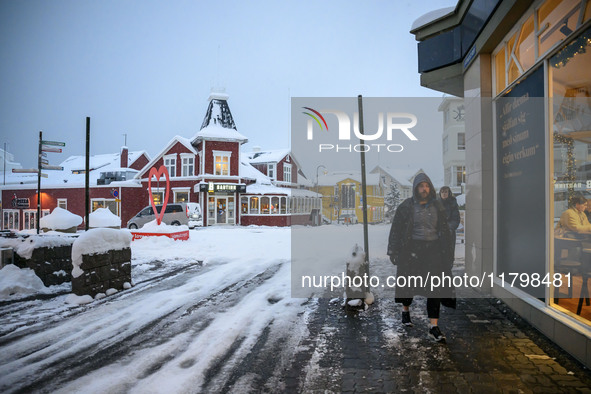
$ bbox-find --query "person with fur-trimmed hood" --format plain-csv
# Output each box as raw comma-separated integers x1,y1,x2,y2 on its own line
387,172,456,342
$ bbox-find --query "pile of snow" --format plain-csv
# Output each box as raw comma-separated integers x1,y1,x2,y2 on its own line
89,208,121,228
40,207,82,230
71,228,132,278
0,265,47,299
0,235,75,259
137,220,188,233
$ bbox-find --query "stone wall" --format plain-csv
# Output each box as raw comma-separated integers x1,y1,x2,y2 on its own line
71,248,132,297
13,245,73,287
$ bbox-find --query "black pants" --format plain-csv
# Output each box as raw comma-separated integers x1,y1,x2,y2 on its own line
399,297,441,319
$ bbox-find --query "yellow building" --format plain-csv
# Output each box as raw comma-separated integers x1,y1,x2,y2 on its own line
314,172,385,224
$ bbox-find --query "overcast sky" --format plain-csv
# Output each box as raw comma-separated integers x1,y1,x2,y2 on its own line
0,0,457,179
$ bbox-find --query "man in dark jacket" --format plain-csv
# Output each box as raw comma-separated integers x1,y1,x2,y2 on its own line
387,173,455,342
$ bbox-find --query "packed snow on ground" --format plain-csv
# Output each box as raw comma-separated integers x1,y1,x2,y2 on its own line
39,207,83,230
0,265,48,299
0,224,466,392
88,208,121,228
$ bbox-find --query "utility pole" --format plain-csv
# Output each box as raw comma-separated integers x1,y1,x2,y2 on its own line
37,132,42,234
358,95,369,263
85,117,90,231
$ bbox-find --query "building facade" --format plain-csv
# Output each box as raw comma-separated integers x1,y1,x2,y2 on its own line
413,0,591,366
439,97,467,193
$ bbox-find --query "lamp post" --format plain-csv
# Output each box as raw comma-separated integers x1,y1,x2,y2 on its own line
316,165,326,226
316,165,326,195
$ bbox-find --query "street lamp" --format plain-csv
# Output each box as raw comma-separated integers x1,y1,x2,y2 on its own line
316,165,327,195
316,165,327,226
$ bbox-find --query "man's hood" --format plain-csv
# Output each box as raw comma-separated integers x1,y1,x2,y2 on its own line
413,172,437,202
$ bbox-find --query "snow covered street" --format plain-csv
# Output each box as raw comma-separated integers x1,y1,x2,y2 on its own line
2,225,591,393
1,226,313,393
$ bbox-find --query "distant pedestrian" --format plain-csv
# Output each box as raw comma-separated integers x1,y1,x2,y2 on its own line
387,173,456,342
439,186,460,254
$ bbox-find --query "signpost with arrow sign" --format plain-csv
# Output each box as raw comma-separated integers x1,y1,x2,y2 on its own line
36,132,65,234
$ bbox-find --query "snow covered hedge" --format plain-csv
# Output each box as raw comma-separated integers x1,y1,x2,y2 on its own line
40,207,82,232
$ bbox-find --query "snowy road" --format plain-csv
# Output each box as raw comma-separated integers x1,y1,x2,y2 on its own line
0,225,397,393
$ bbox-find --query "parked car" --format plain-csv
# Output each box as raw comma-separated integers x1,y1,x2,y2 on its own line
127,202,202,229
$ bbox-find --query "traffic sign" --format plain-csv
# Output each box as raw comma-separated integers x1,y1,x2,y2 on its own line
40,173,48,178
41,164,63,170
12,168,39,173
42,146,62,153
40,159,49,165
40,152,47,158
41,140,65,147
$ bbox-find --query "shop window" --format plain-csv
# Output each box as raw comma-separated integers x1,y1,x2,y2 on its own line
92,199,119,216
550,25,591,321
208,197,215,225
3,210,19,230
181,155,194,177
250,197,259,214
57,199,67,210
261,197,270,214
214,151,231,176
494,0,591,95
241,197,248,214
174,191,189,202
271,197,279,214
164,155,176,177
228,197,235,224
280,197,287,214
150,191,164,206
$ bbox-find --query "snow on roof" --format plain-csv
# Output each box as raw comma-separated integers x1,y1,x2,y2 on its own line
193,124,248,143
244,182,320,197
137,135,197,178
245,149,291,164
370,166,421,187
411,6,456,31
1,150,146,188
240,161,272,185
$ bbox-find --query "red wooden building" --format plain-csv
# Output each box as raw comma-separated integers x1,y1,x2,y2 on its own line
1,92,320,230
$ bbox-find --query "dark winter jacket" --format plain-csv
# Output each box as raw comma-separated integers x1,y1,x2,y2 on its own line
387,173,454,272
440,194,460,232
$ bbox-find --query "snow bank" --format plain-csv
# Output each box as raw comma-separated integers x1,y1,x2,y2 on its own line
71,229,132,278
0,265,47,299
0,235,75,259
89,208,121,228
139,220,188,233
40,207,82,230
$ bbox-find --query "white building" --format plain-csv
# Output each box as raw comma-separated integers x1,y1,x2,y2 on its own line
439,96,466,193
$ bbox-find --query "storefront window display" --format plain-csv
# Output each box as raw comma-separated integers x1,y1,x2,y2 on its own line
550,25,591,322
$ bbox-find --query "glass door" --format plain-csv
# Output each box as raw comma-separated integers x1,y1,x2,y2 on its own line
216,197,227,224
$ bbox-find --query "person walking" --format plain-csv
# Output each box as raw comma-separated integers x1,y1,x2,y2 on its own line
387,173,455,342
439,186,461,253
